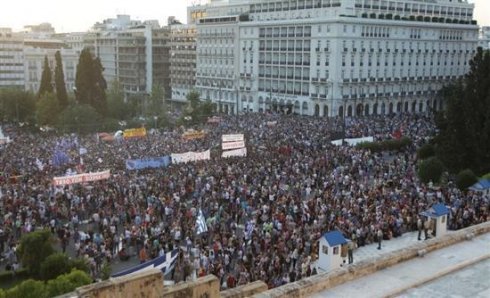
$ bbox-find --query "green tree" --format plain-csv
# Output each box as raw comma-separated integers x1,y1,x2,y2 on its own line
418,157,445,184
181,90,214,125
46,269,92,297
435,48,490,175
36,92,59,126
39,253,72,281
17,230,55,277
75,48,107,116
57,103,103,134
38,56,53,98
54,51,68,109
107,80,136,120
0,89,36,123
455,169,478,190
6,279,48,298
417,143,436,160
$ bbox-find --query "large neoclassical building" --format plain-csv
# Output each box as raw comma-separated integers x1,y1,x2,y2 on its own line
192,0,479,116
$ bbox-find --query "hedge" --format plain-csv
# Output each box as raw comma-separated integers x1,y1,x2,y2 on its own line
357,137,412,152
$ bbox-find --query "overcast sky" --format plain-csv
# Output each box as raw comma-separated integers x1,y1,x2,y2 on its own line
0,0,489,33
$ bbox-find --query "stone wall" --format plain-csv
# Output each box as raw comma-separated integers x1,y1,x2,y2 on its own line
221,281,269,298
160,275,220,298
76,269,165,298
254,221,490,298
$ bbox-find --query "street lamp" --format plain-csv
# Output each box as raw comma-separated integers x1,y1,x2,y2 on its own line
153,116,158,129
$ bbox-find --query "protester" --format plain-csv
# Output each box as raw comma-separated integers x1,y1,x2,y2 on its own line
0,113,488,287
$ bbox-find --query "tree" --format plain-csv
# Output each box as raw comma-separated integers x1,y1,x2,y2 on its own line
39,253,72,281
16,230,55,277
57,103,103,134
75,48,107,116
36,92,59,126
434,48,490,175
0,89,36,123
417,157,445,184
181,90,214,126
54,51,68,109
417,143,435,160
38,56,53,98
46,269,92,297
455,169,478,190
6,279,47,298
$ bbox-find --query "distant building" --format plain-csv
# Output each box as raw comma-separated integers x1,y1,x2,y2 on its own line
169,23,196,102
0,28,25,89
478,26,490,50
192,0,479,116
23,39,78,94
89,16,171,97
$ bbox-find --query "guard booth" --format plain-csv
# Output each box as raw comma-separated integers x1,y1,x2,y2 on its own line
318,231,347,272
421,203,450,238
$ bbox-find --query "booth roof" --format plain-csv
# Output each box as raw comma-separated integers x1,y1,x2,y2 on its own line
323,231,347,247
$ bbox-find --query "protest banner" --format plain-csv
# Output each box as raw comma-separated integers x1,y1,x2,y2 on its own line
222,134,244,143
207,116,222,124
53,170,111,186
331,137,374,146
182,130,207,140
123,127,147,139
125,156,171,170
171,150,210,164
222,140,245,151
222,147,247,158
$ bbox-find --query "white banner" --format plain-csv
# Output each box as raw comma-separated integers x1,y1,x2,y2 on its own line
53,170,111,186
222,141,245,150
171,149,211,164
331,137,374,146
222,134,244,143
222,147,247,158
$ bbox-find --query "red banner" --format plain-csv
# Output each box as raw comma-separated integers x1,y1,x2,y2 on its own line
53,170,111,186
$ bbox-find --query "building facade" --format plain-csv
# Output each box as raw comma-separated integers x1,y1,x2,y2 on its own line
479,26,490,50
0,28,24,89
193,0,479,116
89,16,171,97
170,23,197,102
23,40,78,93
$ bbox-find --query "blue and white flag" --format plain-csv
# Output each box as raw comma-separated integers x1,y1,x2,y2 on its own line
196,209,208,235
245,220,255,240
111,249,179,278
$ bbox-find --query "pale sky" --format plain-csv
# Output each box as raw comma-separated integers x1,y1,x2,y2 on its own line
0,0,489,33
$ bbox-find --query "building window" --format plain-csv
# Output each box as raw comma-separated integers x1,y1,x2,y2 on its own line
322,245,328,254
333,246,339,255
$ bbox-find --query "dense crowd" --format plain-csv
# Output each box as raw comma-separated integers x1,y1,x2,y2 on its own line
0,113,488,289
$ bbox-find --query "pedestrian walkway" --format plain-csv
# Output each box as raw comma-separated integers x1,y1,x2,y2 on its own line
311,232,490,298
354,231,422,263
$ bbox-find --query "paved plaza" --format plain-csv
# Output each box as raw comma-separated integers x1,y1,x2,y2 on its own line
312,232,490,298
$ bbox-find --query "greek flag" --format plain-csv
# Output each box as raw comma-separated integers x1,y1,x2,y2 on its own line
196,209,208,235
111,249,179,278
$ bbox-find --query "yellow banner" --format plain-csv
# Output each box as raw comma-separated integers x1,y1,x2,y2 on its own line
182,130,206,140
124,127,147,139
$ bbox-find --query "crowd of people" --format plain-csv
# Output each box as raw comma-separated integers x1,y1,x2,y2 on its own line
0,112,488,289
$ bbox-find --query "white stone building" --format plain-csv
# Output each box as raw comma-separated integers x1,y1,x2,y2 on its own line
170,23,197,102
23,40,78,93
0,28,25,89
478,26,490,50
193,0,479,116
88,16,171,97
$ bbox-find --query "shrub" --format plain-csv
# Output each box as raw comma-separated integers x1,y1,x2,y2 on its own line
356,137,412,152
6,279,48,298
17,230,55,277
46,269,92,297
482,173,490,180
456,169,478,190
417,143,435,160
418,157,444,184
39,253,72,281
